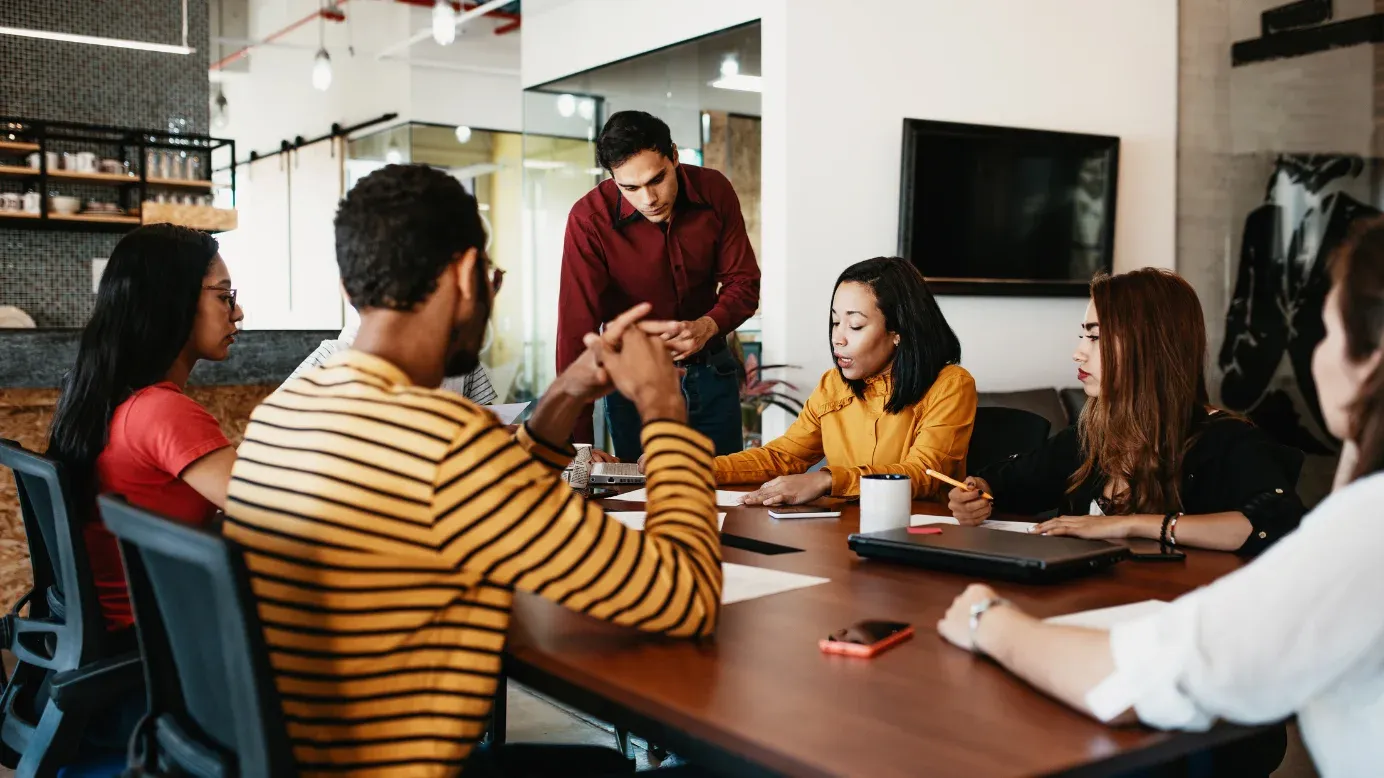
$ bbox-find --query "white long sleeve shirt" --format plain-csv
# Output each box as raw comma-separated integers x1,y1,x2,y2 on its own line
1092,471,1384,777
283,323,497,405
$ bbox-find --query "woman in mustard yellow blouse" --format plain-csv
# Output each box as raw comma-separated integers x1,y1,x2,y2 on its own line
722,256,976,506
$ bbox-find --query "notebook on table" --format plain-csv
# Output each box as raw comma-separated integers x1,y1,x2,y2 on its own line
848,525,1128,583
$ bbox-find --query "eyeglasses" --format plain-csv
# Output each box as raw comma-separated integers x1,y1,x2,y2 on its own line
204,286,237,312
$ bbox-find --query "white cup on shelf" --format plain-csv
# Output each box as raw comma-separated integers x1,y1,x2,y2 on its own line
859,474,912,534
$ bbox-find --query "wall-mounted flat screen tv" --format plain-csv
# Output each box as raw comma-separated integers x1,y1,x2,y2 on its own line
897,119,1119,297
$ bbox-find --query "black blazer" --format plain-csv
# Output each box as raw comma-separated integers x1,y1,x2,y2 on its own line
977,414,1304,555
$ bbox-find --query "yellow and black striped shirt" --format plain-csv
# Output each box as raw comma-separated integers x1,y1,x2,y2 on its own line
222,350,721,776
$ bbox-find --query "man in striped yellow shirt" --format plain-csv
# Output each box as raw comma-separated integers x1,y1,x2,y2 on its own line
222,164,722,777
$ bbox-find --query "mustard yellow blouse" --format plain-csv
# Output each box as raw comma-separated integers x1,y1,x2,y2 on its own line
714,364,977,501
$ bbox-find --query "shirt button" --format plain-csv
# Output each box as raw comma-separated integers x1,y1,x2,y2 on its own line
1274,488,1283,494
1258,531,1267,539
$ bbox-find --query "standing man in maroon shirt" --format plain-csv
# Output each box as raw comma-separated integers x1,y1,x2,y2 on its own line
558,111,760,459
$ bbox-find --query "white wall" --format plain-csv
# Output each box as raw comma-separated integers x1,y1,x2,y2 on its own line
759,0,1178,431
520,0,765,88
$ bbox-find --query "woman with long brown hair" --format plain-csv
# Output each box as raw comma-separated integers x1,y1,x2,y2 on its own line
935,218,1384,778
949,267,1304,554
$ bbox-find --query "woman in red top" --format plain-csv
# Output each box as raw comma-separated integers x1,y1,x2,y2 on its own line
47,224,244,633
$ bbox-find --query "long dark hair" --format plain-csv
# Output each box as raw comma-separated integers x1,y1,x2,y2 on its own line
1332,218,1384,481
1070,268,1210,514
829,257,961,414
47,224,220,495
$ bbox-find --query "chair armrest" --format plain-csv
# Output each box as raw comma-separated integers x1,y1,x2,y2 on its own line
50,651,144,710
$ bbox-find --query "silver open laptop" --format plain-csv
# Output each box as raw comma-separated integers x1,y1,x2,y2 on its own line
589,462,645,486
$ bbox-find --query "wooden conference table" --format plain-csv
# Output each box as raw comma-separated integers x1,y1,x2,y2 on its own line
505,495,1257,778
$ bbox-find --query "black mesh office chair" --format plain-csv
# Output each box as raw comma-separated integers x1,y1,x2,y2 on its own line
97,496,294,777
968,407,1052,474
0,440,143,777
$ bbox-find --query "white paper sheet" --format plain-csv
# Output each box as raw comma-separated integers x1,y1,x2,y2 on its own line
909,515,1039,533
1044,600,1168,630
610,489,747,507
607,512,726,532
485,402,529,425
721,562,830,605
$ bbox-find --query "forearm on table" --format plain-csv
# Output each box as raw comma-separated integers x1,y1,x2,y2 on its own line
978,606,1132,723
525,378,585,450
715,441,816,484
1122,512,1252,552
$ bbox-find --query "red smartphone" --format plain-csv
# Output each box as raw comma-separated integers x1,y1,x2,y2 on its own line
818,620,914,658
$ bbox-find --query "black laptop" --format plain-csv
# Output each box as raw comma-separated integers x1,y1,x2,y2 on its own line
848,526,1129,583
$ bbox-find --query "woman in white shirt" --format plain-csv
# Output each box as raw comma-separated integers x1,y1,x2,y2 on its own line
937,218,1384,777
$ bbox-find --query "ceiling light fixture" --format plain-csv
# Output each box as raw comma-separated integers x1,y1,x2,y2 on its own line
720,54,739,78
211,87,230,129
454,125,473,143
312,1,332,90
0,26,193,54
709,74,762,93
556,93,576,118
312,48,333,90
0,0,194,54
432,0,457,45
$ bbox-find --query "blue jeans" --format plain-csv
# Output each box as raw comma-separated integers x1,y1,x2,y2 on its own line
605,348,743,460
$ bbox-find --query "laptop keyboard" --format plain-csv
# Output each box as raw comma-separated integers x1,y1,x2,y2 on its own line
595,463,643,478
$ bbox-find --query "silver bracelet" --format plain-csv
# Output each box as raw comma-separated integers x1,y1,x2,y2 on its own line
968,596,1011,655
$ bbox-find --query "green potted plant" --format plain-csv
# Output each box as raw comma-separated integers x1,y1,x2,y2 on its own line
737,352,802,449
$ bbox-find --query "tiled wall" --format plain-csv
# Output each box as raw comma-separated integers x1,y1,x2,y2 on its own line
0,0,210,328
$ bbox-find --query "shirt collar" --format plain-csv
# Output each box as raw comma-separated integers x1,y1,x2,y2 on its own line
325,349,414,387
865,368,894,396
612,163,710,228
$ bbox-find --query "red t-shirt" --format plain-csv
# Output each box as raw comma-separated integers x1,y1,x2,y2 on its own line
87,382,230,629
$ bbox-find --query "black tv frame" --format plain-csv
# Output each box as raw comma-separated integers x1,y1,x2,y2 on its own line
897,118,1120,298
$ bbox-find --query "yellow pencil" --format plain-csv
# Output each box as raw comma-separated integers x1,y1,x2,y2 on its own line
925,469,994,501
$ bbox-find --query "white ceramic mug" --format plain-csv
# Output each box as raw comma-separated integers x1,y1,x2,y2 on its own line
21,191,40,213
859,474,912,534
74,152,96,172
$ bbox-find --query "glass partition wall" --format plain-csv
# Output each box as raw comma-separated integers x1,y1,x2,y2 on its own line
345,122,594,405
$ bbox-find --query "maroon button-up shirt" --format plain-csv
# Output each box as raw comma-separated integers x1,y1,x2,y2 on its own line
558,163,761,444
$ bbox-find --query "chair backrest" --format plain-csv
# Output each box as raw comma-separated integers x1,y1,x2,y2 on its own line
98,495,294,777
0,439,107,668
968,406,1053,474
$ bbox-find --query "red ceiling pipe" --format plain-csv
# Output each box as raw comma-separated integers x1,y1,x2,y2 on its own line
390,0,523,21
210,0,349,71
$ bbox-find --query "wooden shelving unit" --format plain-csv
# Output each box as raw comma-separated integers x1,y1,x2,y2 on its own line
49,212,141,225
48,169,141,185
146,176,214,190
0,117,236,234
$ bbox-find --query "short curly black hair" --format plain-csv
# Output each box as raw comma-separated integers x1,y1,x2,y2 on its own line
335,164,486,311
596,111,675,170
